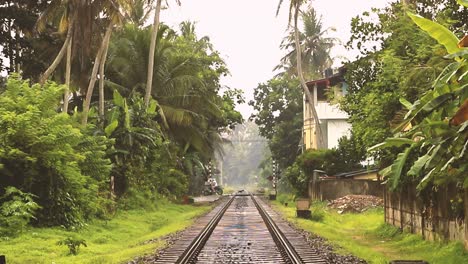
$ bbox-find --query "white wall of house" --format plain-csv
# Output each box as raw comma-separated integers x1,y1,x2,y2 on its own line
326,119,351,149
304,85,352,150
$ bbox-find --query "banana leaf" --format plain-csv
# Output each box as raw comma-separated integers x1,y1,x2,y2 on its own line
407,12,461,55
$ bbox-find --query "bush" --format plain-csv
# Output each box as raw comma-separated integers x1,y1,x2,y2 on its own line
0,187,40,238
0,76,112,227
285,145,365,196
105,92,188,199
57,236,87,255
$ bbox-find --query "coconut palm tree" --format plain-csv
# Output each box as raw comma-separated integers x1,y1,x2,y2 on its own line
276,7,335,79
81,1,126,125
144,0,181,107
36,0,125,123
123,0,156,27
277,0,324,148
106,23,227,156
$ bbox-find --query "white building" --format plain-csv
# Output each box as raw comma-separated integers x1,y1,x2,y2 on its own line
303,68,351,150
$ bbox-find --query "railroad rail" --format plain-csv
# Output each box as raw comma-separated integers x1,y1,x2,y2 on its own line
176,195,236,263
156,192,325,264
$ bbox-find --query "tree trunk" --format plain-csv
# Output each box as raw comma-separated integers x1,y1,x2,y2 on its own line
63,36,72,113
7,14,14,73
82,23,113,125
40,16,74,85
144,0,162,107
98,34,110,122
294,7,324,149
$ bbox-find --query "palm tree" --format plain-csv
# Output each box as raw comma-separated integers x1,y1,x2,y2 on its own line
276,7,335,79
144,0,181,107
36,1,76,86
277,0,324,148
81,1,125,125
106,23,227,156
124,0,156,27
82,22,114,125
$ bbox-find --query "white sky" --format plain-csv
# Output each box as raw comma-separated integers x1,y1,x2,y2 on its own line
166,0,395,119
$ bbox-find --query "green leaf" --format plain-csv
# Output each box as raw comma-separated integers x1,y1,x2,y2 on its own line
104,120,118,136
458,121,468,133
417,167,436,190
124,101,130,130
459,138,468,158
407,154,431,177
368,138,414,152
147,99,158,114
389,147,413,190
457,0,468,7
421,93,453,112
444,49,468,59
379,165,392,178
440,156,456,171
113,90,124,107
399,98,412,110
407,12,461,54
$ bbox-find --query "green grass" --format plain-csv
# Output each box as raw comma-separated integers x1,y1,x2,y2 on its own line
0,201,211,264
272,199,468,264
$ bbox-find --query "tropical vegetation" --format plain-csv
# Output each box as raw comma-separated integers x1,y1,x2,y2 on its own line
0,0,242,236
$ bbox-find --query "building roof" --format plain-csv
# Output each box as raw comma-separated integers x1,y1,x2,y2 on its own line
306,67,347,88
333,169,379,178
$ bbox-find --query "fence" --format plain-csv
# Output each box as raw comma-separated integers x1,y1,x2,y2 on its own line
384,183,467,249
308,178,384,201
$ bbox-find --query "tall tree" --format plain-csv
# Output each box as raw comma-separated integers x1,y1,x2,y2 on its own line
106,22,241,156
277,0,324,148
82,22,114,125
275,7,335,79
145,0,181,107
249,77,303,168
81,1,125,125
0,0,51,79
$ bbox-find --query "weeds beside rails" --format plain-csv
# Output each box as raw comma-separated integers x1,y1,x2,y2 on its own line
0,201,211,264
271,198,468,264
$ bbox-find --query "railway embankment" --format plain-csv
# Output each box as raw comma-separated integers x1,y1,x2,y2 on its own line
0,202,212,264
270,196,468,264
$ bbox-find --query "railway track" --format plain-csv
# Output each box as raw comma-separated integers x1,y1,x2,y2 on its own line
156,192,326,264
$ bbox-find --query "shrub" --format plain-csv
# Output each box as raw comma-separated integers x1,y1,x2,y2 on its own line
0,187,40,238
0,76,112,227
57,237,87,255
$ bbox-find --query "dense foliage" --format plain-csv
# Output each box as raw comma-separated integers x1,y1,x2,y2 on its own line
250,5,364,195
369,2,468,191
284,137,366,197
341,1,467,166
250,77,302,169
0,77,111,227
0,1,242,236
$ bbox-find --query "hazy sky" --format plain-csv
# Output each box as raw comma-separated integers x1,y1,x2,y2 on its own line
160,0,392,118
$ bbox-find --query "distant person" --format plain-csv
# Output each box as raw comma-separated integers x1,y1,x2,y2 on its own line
211,178,218,194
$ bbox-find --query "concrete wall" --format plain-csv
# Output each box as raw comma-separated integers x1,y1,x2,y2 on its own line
384,184,467,249
309,179,384,201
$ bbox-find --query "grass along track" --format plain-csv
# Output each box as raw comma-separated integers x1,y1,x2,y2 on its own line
271,198,468,264
0,201,211,264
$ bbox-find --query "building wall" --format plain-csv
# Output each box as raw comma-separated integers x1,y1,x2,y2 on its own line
303,96,317,150
309,178,384,201
303,83,352,150
327,120,351,149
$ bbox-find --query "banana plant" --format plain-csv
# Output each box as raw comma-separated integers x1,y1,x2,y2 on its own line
104,90,163,194
370,4,468,191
